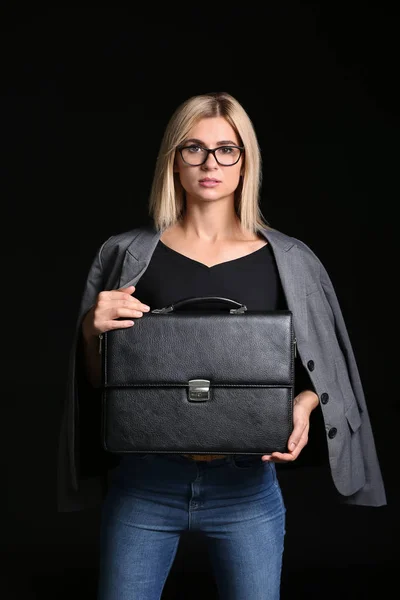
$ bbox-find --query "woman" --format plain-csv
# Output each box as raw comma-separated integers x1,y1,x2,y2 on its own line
57,92,386,599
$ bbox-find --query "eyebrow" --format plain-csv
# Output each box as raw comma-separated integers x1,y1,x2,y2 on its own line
183,138,239,146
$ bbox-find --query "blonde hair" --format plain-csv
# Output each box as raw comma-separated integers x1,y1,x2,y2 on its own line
148,91,270,234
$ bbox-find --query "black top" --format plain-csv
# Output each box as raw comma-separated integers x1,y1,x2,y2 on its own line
134,239,286,311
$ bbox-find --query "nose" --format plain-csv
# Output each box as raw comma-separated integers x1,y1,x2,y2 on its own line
201,151,219,169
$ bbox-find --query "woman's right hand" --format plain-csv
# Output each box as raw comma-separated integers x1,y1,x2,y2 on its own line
82,285,150,341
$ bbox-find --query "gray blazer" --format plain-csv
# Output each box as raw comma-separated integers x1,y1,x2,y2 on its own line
57,224,387,511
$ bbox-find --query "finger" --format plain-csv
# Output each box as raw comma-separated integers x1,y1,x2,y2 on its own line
287,421,309,452
270,452,294,462
261,453,274,460
294,427,309,454
261,451,295,462
102,286,136,300
105,319,135,330
264,429,309,462
100,288,150,312
286,430,308,459
98,289,136,304
112,307,146,319
262,452,292,462
109,296,150,311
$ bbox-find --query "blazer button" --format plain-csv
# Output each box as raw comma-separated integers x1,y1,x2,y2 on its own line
307,360,315,371
320,393,329,404
328,427,337,439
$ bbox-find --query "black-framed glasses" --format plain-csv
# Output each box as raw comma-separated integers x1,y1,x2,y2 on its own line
177,144,244,166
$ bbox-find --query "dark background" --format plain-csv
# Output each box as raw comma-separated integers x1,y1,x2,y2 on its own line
1,3,398,599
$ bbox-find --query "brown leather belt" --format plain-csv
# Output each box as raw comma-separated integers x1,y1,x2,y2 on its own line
182,454,226,461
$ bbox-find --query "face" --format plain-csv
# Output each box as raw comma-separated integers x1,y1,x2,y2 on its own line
174,117,243,204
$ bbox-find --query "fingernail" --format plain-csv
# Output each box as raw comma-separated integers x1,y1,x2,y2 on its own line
290,442,296,450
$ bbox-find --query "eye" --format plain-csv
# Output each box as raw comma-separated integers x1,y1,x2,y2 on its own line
220,146,235,154
187,145,203,153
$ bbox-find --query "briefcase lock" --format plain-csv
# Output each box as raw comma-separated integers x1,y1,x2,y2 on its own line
188,379,210,401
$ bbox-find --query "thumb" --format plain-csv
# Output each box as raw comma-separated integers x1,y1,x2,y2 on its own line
118,285,135,294
288,421,307,452
288,431,301,451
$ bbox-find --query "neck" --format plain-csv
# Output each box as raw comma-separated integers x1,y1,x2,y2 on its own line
178,202,244,242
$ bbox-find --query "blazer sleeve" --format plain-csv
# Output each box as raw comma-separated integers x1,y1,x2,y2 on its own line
318,260,387,506
56,238,113,512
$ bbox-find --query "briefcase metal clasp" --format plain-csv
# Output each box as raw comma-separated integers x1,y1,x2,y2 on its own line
188,379,210,401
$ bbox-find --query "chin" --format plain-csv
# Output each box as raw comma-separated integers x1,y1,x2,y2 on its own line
195,188,227,200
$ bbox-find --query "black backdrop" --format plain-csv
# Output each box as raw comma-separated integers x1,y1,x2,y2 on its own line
1,4,398,599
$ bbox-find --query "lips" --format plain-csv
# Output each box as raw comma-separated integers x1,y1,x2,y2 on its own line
199,178,221,188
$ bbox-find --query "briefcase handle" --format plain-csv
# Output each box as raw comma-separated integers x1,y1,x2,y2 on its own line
151,296,248,314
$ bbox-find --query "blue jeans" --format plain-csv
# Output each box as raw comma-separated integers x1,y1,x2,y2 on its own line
97,454,286,600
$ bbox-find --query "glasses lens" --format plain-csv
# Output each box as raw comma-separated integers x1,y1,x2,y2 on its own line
215,147,241,165
181,146,241,165
181,146,208,165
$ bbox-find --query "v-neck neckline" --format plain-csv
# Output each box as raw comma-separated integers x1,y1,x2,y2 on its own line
158,239,269,270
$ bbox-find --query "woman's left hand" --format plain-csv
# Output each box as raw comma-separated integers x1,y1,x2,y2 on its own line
261,390,319,463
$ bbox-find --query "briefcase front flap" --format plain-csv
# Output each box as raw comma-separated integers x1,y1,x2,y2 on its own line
102,311,294,387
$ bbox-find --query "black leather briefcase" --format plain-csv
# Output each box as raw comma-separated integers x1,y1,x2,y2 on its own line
100,296,296,455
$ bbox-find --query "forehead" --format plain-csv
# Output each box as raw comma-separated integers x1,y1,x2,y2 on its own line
186,117,239,144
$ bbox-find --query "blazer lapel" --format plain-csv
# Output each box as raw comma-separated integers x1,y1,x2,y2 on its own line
118,226,162,288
